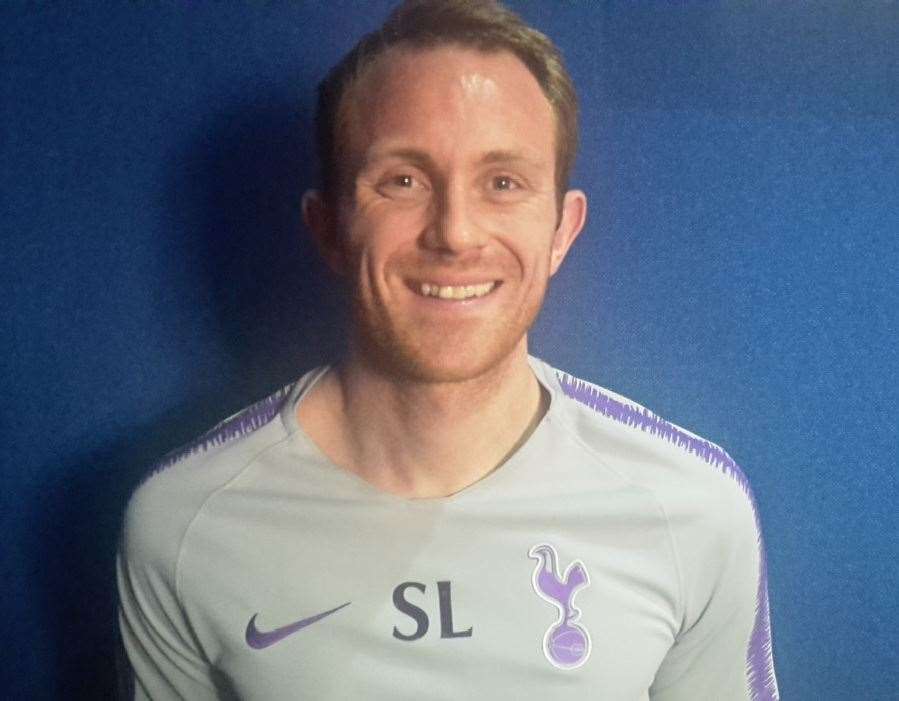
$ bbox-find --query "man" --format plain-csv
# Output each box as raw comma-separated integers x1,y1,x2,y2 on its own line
117,1,779,699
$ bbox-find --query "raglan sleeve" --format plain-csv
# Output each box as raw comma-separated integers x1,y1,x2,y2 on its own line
116,484,220,701
649,466,779,701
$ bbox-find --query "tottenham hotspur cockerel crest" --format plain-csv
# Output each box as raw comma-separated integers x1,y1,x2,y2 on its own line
529,543,592,669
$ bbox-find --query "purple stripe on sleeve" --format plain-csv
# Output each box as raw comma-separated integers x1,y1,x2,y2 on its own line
557,373,779,701
148,384,291,476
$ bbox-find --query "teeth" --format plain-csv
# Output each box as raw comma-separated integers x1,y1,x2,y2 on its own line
418,282,496,300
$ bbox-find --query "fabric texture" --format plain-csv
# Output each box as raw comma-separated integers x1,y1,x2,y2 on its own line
117,358,778,700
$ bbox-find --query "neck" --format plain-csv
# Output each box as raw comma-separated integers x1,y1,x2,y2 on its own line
297,344,546,499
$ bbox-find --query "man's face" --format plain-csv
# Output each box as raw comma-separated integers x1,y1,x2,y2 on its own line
314,46,585,383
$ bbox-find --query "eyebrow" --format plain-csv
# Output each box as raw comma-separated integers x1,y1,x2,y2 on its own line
362,148,435,171
480,149,548,170
362,147,547,171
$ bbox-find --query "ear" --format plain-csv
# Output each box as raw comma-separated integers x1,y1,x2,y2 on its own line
549,189,587,276
302,189,346,275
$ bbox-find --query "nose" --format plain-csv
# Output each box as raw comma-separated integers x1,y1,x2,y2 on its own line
422,182,487,254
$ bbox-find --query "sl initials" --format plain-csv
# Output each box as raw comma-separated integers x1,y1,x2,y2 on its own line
392,581,473,641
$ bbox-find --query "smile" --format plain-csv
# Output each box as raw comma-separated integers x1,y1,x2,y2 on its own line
417,281,498,300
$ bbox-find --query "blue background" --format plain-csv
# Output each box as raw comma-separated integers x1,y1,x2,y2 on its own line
2,1,896,698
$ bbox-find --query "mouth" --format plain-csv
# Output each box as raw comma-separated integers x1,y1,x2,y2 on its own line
413,280,500,301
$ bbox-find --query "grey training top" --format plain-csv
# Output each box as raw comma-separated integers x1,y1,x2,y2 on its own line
117,357,778,700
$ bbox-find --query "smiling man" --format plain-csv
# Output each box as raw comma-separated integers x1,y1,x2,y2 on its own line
296,42,585,500
117,2,778,699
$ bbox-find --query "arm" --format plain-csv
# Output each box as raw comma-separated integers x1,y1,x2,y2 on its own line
650,477,779,701
116,492,220,700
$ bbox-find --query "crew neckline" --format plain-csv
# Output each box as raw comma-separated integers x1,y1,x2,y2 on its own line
279,356,564,505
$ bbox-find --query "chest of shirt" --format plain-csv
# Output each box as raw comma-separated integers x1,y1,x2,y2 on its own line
177,485,679,699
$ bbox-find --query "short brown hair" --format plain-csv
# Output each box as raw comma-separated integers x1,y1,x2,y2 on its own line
314,0,579,205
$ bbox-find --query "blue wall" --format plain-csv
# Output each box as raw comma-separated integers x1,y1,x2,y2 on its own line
2,2,896,698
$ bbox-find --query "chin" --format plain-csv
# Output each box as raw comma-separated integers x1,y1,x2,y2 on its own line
390,353,502,384
359,324,526,385
350,286,545,384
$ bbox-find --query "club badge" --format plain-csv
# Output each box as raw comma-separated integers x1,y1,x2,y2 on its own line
529,543,591,669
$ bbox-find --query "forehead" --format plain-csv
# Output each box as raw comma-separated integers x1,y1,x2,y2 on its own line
339,45,556,168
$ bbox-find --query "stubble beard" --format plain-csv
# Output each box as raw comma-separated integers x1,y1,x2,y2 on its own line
349,280,548,386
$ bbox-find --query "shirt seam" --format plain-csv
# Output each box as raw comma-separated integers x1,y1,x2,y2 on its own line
550,398,688,632
171,429,295,661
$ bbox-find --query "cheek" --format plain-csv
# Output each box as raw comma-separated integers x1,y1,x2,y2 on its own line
490,191,557,230
494,208,558,271
345,208,423,291
349,199,426,246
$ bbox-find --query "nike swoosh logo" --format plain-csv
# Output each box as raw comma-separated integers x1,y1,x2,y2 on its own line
245,601,351,649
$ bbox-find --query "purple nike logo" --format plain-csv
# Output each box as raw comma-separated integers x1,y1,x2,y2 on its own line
245,601,351,649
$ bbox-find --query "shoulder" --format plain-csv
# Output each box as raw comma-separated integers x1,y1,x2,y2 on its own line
120,381,297,582
536,358,761,551
535,360,776,692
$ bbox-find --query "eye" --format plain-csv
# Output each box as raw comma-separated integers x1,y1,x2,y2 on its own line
383,172,427,190
491,175,519,192
376,172,429,199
